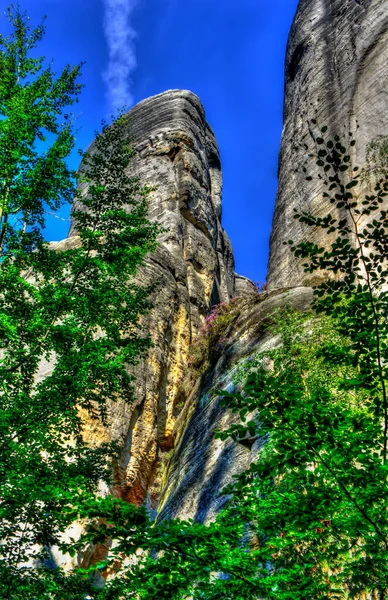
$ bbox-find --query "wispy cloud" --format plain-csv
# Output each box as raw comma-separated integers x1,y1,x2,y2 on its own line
103,0,139,113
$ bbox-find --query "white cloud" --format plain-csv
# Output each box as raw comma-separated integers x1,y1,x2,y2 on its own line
102,0,139,113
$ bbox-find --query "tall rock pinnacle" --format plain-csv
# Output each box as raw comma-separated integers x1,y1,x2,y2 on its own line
68,89,235,510
267,0,388,290
51,89,237,570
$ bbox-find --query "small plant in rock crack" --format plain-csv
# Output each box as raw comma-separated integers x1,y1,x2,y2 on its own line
187,298,242,377
364,135,388,182
253,281,268,293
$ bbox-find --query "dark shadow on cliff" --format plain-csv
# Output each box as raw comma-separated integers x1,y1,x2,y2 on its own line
157,375,247,524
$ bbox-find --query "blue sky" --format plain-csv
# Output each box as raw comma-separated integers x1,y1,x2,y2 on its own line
4,0,299,283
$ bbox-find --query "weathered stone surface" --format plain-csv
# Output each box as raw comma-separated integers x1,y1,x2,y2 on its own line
35,91,237,570
70,90,235,511
163,0,388,525
34,0,388,557
158,287,313,523
267,0,388,290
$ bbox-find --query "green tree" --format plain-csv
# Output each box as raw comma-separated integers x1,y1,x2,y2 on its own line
0,7,158,598
3,7,386,600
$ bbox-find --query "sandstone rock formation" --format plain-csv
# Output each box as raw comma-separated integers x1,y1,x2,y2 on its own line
48,0,388,564
267,0,388,290
10,0,388,587
158,0,388,526
70,90,235,511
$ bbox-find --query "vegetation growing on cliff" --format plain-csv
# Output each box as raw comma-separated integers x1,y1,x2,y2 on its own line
182,288,265,399
187,298,242,378
0,8,158,598
217,129,388,597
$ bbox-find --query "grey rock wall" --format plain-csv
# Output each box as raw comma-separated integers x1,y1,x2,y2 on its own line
47,90,238,570
158,0,388,527
46,0,388,555
267,0,388,290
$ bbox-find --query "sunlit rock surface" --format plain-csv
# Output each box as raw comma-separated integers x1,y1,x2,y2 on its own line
69,90,235,510
267,0,388,290
158,0,388,524
40,0,388,568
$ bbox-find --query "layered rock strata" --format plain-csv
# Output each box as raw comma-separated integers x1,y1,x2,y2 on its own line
267,0,388,290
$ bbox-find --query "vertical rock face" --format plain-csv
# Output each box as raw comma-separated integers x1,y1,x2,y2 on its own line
121,89,235,310
51,0,388,550
26,0,388,567
267,0,388,290
70,90,235,510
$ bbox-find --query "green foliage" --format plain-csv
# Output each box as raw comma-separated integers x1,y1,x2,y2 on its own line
0,7,159,598
216,310,388,598
64,495,258,600
2,6,388,599
73,311,387,599
0,6,82,257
